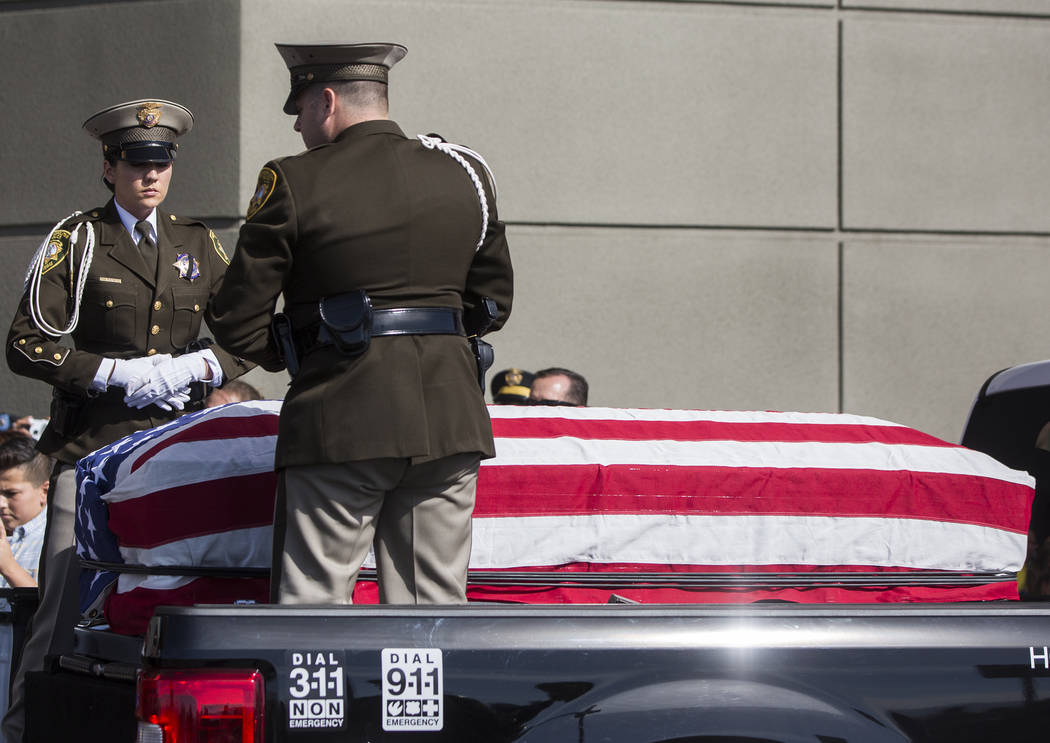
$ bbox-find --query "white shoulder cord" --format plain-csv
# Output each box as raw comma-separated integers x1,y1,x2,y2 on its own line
417,135,498,251
24,212,96,337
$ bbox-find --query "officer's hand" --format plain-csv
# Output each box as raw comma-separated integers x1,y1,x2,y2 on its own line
123,353,210,409
152,391,192,412
107,354,172,393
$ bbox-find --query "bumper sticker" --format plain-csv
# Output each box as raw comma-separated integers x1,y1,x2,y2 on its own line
284,650,346,731
382,648,443,731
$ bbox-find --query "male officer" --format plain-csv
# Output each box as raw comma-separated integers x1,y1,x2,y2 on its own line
529,367,589,407
490,368,534,405
207,43,513,605
4,99,251,741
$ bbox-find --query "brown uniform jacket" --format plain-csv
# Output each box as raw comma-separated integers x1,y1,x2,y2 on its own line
7,200,252,464
206,119,513,468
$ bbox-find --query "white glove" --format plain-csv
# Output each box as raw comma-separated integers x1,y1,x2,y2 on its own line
154,390,192,412
123,352,212,410
98,354,172,393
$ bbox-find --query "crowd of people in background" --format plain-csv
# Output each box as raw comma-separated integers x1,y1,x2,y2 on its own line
490,367,589,407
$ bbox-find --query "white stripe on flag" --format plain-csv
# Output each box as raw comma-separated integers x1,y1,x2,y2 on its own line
112,399,280,480
486,438,1034,486
103,436,279,504
468,513,1026,572
117,573,197,594
116,525,272,594
488,406,903,426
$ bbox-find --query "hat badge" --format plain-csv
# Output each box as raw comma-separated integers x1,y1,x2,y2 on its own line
507,369,523,386
137,102,163,128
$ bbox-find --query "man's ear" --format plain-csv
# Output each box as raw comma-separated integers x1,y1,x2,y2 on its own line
322,87,337,117
102,159,115,187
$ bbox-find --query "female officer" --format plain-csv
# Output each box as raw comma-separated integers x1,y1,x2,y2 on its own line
3,99,251,742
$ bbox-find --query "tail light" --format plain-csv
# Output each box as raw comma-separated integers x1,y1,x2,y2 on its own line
136,668,265,743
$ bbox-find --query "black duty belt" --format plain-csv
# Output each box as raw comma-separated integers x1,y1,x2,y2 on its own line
294,307,464,356
372,307,465,336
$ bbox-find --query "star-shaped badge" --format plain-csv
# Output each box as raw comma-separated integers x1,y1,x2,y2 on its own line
172,252,200,281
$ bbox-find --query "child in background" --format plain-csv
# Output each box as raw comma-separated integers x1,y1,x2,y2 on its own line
0,436,49,588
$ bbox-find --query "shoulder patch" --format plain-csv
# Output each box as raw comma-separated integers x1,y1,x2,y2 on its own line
246,167,278,220
41,229,71,275
209,230,230,265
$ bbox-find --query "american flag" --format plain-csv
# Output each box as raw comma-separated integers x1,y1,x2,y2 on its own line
76,400,280,632
76,403,1033,635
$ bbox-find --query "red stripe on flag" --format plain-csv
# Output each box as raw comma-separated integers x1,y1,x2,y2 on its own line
460,581,1018,605
348,571,1017,605
475,465,1031,533
490,418,954,446
107,472,277,548
130,415,279,473
443,561,975,574
106,578,270,636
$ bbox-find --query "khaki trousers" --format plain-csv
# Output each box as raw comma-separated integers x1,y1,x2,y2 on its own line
3,463,81,743
272,453,480,605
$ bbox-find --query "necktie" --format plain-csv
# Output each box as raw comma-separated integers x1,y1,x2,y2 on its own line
135,220,157,281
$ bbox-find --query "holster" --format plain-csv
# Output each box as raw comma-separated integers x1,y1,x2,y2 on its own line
464,297,499,337
470,337,495,391
465,297,500,391
271,312,300,378
317,290,373,357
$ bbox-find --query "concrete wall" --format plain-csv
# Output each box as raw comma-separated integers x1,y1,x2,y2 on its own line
1,0,1049,443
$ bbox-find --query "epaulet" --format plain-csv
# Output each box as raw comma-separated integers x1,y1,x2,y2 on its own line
60,209,101,230
418,133,498,200
300,139,335,155
164,212,206,228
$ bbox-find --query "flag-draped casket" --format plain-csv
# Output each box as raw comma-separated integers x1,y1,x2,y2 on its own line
75,401,1034,635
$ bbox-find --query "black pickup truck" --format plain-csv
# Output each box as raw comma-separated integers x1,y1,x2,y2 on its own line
27,599,1050,742
19,368,1050,742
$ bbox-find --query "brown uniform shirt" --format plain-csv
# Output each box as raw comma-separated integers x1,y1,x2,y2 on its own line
7,200,252,464
207,119,513,468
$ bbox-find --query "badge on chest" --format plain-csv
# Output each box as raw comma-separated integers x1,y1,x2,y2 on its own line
172,252,200,281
